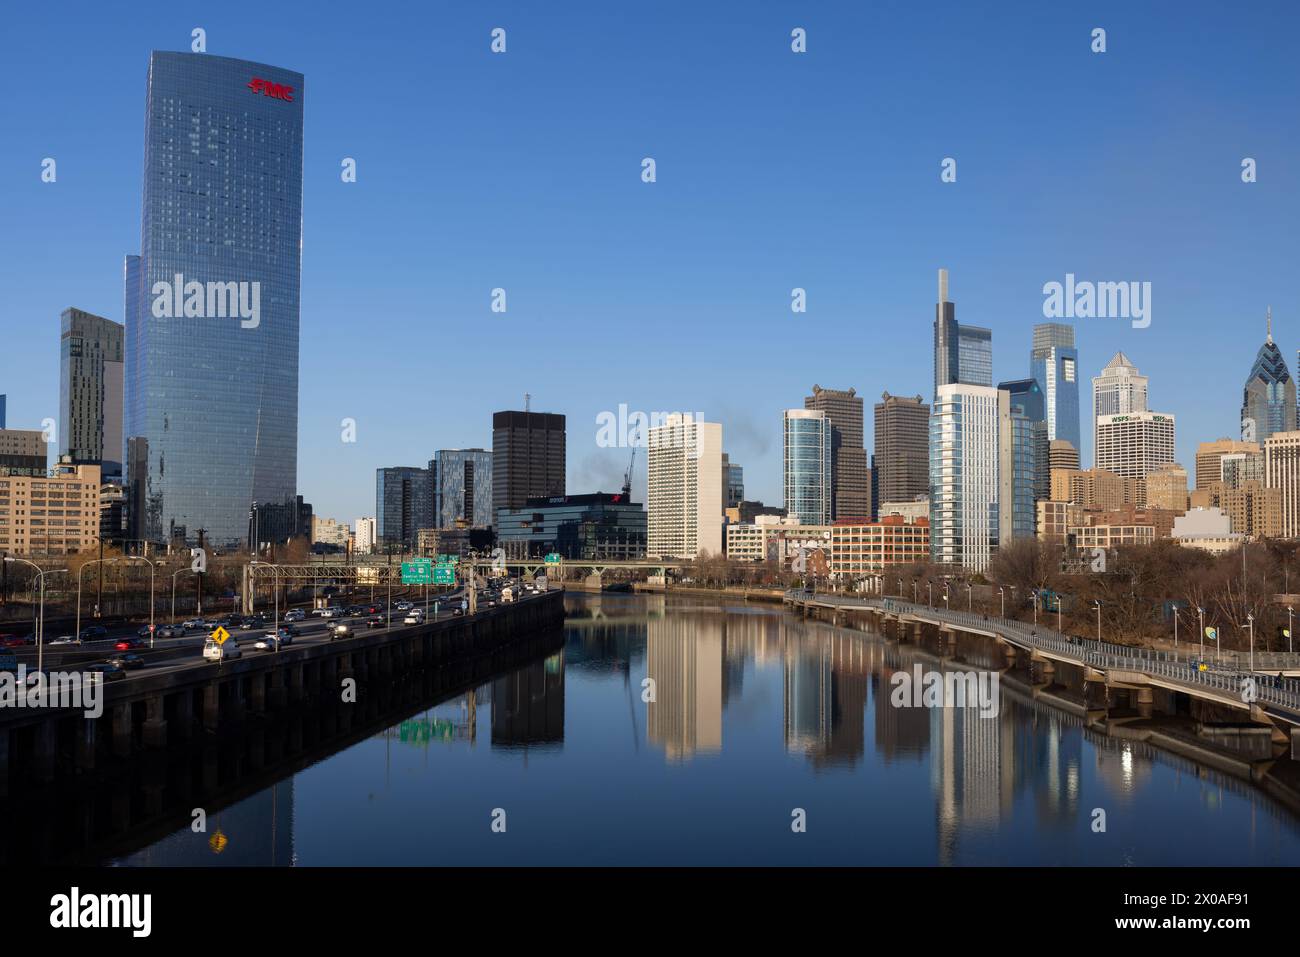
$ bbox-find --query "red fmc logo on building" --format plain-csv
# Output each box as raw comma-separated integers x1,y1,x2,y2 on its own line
248,77,295,101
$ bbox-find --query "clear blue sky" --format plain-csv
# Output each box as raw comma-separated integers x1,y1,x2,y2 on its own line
2,0,1298,522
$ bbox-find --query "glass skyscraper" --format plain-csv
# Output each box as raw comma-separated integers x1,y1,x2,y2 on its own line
1030,322,1081,453
125,52,304,547
998,379,1043,541
1242,308,1296,443
933,269,992,397
376,467,432,550
783,409,832,525
430,449,494,528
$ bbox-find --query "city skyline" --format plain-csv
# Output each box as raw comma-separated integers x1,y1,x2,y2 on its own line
3,3,1298,527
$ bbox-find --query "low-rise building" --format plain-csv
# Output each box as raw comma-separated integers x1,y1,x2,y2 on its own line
1173,506,1245,554
0,461,101,555
830,516,930,576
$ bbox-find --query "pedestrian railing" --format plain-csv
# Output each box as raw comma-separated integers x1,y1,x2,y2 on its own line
786,590,1300,714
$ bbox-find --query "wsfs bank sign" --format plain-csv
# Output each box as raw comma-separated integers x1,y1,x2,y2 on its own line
248,77,295,101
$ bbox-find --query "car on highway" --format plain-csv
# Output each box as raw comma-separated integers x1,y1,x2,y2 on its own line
284,609,305,623
366,615,384,628
107,652,145,670
253,633,290,651
395,601,412,612
239,618,259,630
115,637,146,651
182,618,206,630
85,663,127,682
49,635,81,646
202,637,241,661
0,634,34,648
78,625,109,642
402,610,424,625
330,622,354,640
156,624,182,639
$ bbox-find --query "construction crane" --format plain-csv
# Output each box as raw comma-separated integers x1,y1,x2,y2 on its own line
622,446,635,499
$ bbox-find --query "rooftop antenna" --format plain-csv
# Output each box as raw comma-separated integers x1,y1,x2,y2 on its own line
524,392,531,413
1267,306,1273,344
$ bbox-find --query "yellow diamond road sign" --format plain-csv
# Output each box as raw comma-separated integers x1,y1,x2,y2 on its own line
212,626,230,645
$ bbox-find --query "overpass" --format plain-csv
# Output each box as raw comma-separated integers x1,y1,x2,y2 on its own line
785,590,1300,742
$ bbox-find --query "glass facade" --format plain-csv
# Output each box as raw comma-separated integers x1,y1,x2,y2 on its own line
496,493,647,559
376,467,431,550
930,385,1000,570
957,326,993,387
430,449,494,528
1030,323,1081,453
125,52,304,547
783,410,832,526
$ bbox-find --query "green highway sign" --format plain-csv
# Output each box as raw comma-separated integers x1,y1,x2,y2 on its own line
436,554,460,565
433,564,456,585
401,559,433,585
544,552,562,566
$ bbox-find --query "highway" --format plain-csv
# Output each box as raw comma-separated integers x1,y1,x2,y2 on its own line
0,584,490,684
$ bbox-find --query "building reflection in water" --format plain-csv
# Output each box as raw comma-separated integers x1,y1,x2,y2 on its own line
492,652,566,750
785,626,867,768
646,613,723,761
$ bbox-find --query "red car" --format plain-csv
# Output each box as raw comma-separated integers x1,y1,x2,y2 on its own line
0,634,34,648
114,637,145,651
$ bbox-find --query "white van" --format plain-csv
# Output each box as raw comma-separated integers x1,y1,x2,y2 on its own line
203,638,242,661
403,609,425,625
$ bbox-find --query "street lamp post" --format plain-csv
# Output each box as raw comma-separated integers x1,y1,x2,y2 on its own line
998,586,1006,618
1032,590,1038,625
1289,606,1295,654
1247,613,1255,673
1094,600,1102,643
77,558,114,647
5,557,66,674
1173,607,1178,649
927,582,932,608
966,583,972,611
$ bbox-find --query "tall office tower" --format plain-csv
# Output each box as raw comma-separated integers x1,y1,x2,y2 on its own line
429,448,494,528
1049,439,1080,473
354,516,376,554
1145,463,1189,511
874,392,930,505
722,455,744,509
930,384,1003,571
646,414,723,559
932,269,993,395
59,308,124,480
1264,431,1300,538
934,269,959,395
1196,438,1260,489
1030,322,1081,452
1095,411,1175,479
124,52,304,548
804,385,871,519
1241,308,1297,443
1092,352,1149,464
783,409,833,525
492,410,566,521
375,467,432,551
998,379,1044,538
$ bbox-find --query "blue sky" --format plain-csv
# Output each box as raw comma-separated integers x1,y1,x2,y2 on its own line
2,0,1298,522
